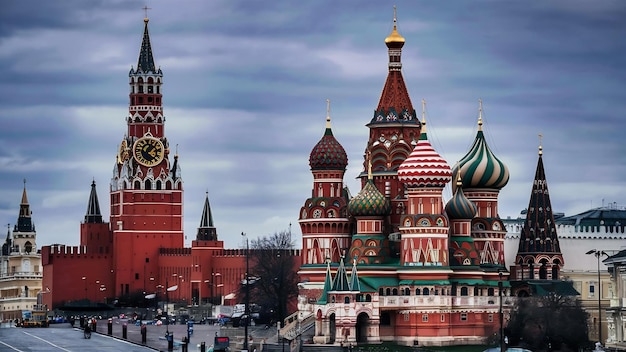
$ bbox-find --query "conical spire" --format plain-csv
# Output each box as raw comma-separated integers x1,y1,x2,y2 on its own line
371,6,418,125
17,180,34,232
196,191,217,241
330,255,351,291
137,18,156,73
2,224,10,256
84,180,103,223
349,257,361,292
317,258,333,304
517,138,563,258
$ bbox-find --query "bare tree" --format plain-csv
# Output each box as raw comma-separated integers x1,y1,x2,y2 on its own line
506,292,590,351
240,229,299,325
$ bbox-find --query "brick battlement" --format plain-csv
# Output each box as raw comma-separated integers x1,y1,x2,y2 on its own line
159,247,192,256
43,244,112,256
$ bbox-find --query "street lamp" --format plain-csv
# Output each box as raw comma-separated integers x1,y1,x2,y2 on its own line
242,232,250,352
82,277,87,301
586,249,608,345
498,271,505,352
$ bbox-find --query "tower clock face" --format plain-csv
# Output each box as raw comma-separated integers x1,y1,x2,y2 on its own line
133,137,165,167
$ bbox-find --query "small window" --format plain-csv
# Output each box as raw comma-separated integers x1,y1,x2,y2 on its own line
461,313,467,321
488,314,493,322
441,314,445,322
422,314,428,322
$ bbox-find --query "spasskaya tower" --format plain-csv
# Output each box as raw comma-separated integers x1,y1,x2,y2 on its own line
110,17,184,297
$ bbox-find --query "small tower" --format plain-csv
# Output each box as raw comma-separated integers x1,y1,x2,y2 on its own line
196,192,218,242
80,180,111,251
451,100,509,279
299,100,351,268
348,154,392,264
397,99,452,272
512,138,567,296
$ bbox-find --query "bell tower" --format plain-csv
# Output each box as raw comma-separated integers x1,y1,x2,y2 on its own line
110,16,184,297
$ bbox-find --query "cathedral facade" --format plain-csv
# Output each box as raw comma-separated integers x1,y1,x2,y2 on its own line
295,14,513,347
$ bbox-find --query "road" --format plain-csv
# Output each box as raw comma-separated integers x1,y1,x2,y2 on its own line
0,319,279,352
0,323,156,352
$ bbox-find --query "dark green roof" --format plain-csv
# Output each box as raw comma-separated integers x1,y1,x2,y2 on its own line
525,280,579,296
360,276,398,289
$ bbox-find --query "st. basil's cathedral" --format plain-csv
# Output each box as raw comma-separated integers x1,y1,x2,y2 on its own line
295,13,517,347
5,8,586,349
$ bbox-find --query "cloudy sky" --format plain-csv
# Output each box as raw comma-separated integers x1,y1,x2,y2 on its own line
0,0,624,249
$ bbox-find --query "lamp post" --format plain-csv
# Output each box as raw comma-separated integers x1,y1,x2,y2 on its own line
82,276,87,301
166,278,170,335
498,271,505,352
586,249,608,345
242,232,250,352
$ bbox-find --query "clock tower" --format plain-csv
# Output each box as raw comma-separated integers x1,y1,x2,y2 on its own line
110,17,184,297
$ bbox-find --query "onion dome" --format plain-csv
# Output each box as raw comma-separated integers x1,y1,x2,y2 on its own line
445,174,477,220
452,100,509,192
348,159,391,216
309,100,348,171
348,180,391,216
398,101,452,187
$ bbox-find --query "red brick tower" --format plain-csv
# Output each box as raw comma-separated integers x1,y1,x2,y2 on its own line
110,16,184,297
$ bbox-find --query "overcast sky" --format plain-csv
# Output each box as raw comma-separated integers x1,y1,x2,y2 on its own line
0,0,624,249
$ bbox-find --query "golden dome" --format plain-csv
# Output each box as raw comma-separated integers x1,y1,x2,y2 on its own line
385,6,405,44
385,26,405,44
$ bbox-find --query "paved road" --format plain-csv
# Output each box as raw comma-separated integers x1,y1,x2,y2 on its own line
0,323,156,352
0,319,279,352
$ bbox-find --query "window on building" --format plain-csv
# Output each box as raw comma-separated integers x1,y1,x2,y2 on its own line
461,313,467,321
422,314,428,322
488,314,493,322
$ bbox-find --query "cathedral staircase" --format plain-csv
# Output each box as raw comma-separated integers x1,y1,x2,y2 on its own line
280,311,315,341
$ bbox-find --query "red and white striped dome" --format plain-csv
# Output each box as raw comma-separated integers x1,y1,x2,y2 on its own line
398,129,452,187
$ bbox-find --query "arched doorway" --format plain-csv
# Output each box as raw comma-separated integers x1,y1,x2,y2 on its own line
329,313,336,344
356,312,369,343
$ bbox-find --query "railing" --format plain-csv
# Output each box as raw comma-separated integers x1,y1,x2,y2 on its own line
281,312,315,341
0,272,42,279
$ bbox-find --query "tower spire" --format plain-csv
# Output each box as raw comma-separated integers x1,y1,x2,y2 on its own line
84,180,103,223
325,99,331,129
17,180,34,232
137,15,156,72
478,98,483,131
196,191,217,241
515,140,564,274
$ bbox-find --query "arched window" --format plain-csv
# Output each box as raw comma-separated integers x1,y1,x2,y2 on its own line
145,180,152,190
24,241,33,253
488,288,495,296
460,287,469,296
344,296,350,304
422,288,429,295
365,294,372,302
